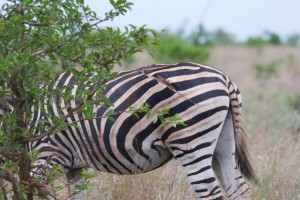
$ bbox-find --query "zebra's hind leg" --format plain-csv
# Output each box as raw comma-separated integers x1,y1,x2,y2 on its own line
66,168,86,200
212,110,250,200
167,127,226,199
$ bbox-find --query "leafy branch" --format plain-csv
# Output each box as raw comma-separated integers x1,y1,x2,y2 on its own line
0,0,159,199
129,103,186,128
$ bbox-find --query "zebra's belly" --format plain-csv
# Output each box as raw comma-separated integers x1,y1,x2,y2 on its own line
130,142,173,173
84,139,173,175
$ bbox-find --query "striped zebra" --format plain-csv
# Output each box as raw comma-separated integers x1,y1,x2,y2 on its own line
1,62,256,199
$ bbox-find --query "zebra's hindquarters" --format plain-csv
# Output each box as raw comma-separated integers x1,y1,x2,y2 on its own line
165,103,229,199
162,86,231,198
159,68,255,199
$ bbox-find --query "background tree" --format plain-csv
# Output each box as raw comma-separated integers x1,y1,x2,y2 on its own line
151,25,211,63
189,25,213,46
210,28,236,45
263,31,282,45
286,33,300,46
245,36,267,47
151,32,210,63
0,0,158,199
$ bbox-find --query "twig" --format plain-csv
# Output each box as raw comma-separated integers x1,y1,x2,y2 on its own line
23,20,49,27
0,178,8,200
0,168,23,200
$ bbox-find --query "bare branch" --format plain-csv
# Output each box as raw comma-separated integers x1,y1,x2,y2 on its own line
0,178,8,200
21,179,53,200
23,20,49,27
31,49,46,56
0,168,23,200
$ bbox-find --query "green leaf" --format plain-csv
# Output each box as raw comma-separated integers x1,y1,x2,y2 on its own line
106,109,115,116
52,165,61,171
146,111,152,119
133,112,139,119
158,108,169,116
109,0,117,8
82,169,95,179
101,96,114,107
108,117,115,122
172,122,177,128
178,121,187,126
160,118,167,127
129,104,137,111
153,115,158,124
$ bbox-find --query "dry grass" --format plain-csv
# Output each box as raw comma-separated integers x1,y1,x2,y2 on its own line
86,161,196,200
84,46,300,200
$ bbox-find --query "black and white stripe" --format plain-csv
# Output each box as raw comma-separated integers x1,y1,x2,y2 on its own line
1,62,255,199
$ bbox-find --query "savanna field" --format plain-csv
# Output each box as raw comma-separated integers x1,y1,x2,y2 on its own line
75,46,299,200
1,1,300,200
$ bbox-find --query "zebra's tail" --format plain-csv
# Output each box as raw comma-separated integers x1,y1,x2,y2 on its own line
229,82,257,183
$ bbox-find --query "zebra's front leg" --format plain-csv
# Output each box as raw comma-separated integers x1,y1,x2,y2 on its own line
66,168,86,200
168,141,224,200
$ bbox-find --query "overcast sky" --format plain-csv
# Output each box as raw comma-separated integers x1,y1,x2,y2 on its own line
86,0,300,40
1,0,299,40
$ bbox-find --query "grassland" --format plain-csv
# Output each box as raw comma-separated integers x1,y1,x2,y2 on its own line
85,46,300,200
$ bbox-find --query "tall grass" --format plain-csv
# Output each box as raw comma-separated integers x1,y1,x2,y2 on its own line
246,93,300,200
86,162,196,200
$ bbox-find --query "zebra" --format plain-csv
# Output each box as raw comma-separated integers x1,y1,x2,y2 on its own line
0,62,256,199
